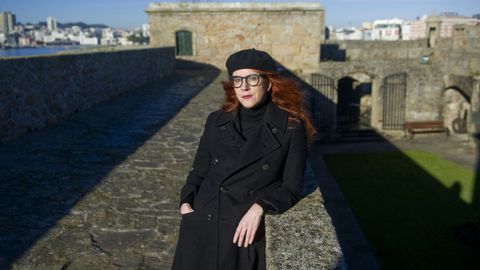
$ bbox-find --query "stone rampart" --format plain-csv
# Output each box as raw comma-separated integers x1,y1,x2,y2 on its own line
333,39,429,61
0,47,175,141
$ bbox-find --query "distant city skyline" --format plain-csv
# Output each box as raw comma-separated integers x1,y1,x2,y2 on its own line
0,0,478,29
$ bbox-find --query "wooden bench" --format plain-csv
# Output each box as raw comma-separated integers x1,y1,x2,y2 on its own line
404,121,449,139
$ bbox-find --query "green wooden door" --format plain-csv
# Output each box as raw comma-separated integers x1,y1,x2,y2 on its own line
176,31,192,56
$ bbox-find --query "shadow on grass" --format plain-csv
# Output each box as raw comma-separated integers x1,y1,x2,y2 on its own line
0,60,220,268
453,133,480,250
319,138,479,270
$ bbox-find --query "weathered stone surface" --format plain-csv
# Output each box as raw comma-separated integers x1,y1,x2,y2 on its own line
266,190,346,270
147,2,325,78
0,47,175,142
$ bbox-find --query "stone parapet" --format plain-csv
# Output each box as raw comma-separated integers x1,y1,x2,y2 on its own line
329,39,429,61
0,46,175,141
146,2,324,13
266,189,346,270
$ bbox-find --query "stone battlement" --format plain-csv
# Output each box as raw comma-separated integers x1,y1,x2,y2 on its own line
146,2,323,13
0,46,175,142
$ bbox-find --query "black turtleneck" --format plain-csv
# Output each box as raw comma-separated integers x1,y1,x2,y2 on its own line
238,92,271,138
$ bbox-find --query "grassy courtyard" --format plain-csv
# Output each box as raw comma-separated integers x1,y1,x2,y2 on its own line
324,150,479,269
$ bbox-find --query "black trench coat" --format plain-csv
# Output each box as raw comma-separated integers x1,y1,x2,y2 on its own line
171,100,307,270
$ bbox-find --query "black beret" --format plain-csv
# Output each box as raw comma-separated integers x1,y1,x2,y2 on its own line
226,48,277,76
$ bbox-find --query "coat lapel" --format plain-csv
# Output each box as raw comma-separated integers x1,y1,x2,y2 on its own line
216,110,246,147
214,101,289,184
233,122,280,171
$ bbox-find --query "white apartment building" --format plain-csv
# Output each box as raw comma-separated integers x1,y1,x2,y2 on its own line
334,27,363,40
0,12,16,34
142,23,150,37
372,18,404,40
18,36,37,46
401,16,428,40
47,16,58,31
78,32,98,45
43,29,67,43
70,26,82,34
32,30,45,42
117,37,133,46
7,12,16,32
101,28,116,45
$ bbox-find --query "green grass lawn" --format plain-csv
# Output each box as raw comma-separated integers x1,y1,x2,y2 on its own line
324,150,479,270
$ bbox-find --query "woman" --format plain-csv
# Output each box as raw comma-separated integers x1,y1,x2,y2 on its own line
172,48,316,270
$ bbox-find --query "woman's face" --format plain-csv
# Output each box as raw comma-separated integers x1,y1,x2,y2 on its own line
231,69,271,109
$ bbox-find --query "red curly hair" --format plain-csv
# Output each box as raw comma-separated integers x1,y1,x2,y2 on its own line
221,70,317,144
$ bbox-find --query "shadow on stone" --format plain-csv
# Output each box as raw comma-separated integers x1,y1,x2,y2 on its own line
0,59,220,268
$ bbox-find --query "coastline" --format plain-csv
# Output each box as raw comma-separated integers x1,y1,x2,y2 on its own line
0,45,99,58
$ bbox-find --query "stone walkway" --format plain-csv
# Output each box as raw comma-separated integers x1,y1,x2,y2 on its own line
0,69,221,269
0,69,343,270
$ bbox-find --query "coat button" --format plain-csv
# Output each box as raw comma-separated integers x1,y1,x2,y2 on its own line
248,189,254,196
262,164,270,171
220,186,228,193
221,126,226,131
212,158,220,165
271,127,278,134
207,214,213,220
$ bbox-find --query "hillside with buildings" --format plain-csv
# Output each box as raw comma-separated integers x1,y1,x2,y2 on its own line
330,12,479,40
0,11,150,48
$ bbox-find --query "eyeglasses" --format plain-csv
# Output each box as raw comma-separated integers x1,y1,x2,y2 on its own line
230,74,268,88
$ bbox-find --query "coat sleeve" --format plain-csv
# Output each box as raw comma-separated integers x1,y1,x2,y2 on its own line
255,121,307,214
178,112,215,207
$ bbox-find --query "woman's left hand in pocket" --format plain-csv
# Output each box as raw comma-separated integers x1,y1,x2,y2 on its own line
233,203,264,248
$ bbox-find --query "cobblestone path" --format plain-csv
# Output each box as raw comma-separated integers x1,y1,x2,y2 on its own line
0,69,223,269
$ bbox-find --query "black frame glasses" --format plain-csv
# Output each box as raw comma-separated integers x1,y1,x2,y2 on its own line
230,74,268,88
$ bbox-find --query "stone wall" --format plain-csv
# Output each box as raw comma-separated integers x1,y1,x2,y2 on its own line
332,39,429,61
312,25,480,134
147,2,325,79
433,25,480,77
0,47,175,141
312,60,445,130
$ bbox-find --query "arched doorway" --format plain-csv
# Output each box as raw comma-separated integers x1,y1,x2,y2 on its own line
442,88,471,135
337,74,373,129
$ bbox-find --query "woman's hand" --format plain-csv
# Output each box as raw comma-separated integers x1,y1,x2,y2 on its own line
180,203,194,215
233,203,264,248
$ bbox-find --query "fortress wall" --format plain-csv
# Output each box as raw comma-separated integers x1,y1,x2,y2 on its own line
0,47,175,141
313,60,445,129
434,28,480,76
147,2,325,80
334,39,428,61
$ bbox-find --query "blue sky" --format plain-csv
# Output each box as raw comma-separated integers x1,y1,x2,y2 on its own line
0,0,478,29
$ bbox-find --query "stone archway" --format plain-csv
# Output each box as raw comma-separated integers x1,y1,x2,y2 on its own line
442,87,471,134
336,73,373,129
